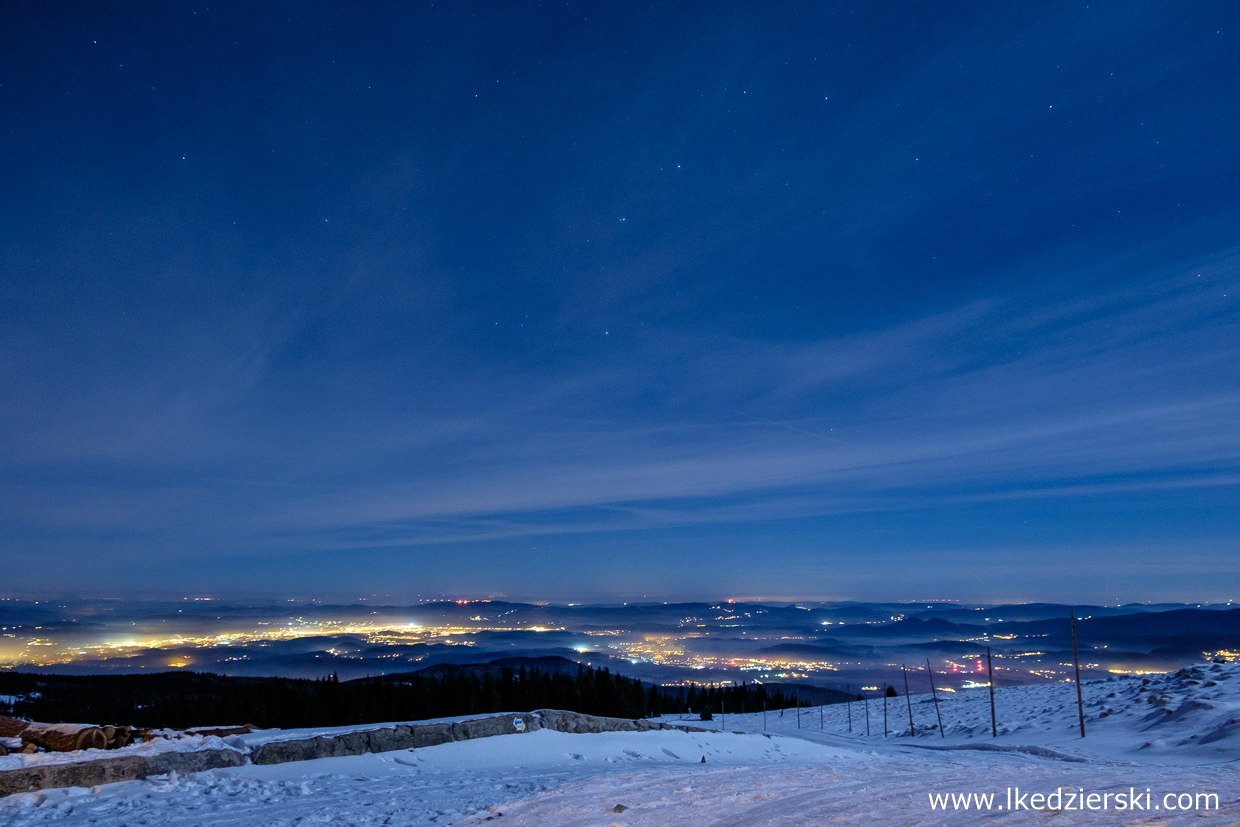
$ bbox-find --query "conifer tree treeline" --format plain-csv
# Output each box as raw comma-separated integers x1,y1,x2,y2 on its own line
0,666,800,730
676,681,799,714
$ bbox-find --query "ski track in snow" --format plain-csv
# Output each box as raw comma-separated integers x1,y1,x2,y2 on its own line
3,663,1239,826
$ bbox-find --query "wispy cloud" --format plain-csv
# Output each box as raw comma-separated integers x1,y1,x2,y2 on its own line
8,248,1233,558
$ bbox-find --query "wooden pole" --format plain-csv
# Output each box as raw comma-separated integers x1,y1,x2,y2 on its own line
987,646,997,738
1071,609,1086,738
865,695,870,736
903,665,914,736
846,684,852,733
882,685,888,737
926,658,944,738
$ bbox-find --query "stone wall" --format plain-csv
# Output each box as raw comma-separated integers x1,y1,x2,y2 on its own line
249,711,704,764
248,712,542,764
0,748,246,797
1,711,707,796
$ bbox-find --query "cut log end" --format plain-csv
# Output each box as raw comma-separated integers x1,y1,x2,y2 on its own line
75,727,107,751
0,715,28,738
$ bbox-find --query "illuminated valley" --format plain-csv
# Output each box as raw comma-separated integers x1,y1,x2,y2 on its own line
3,598,1236,695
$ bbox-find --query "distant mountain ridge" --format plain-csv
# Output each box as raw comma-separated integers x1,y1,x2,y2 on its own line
367,655,584,683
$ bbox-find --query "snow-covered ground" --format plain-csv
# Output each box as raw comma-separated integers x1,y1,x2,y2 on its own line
2,663,1237,825
658,660,1240,764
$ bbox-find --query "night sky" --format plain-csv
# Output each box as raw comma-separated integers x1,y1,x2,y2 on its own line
3,2,1238,603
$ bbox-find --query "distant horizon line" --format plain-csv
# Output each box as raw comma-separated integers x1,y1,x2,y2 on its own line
1,594,1235,609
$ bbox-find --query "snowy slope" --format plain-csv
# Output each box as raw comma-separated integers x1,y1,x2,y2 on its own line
2,663,1237,826
657,661,1240,764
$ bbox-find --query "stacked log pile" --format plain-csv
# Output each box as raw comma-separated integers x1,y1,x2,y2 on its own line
0,715,133,753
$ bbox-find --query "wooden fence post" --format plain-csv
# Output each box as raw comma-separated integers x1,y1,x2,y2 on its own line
1071,609,1086,738
987,646,997,738
926,658,944,738
903,665,914,736
883,685,888,737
